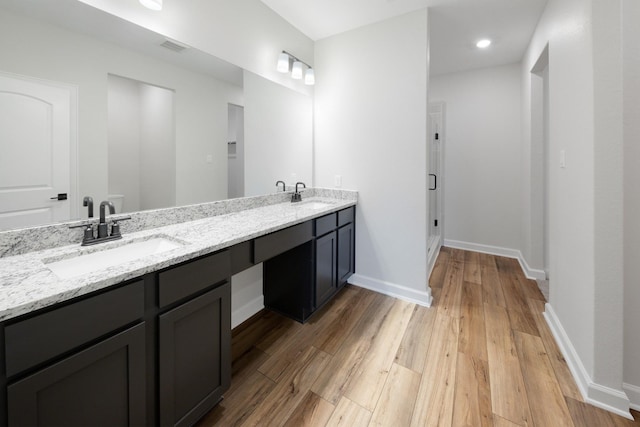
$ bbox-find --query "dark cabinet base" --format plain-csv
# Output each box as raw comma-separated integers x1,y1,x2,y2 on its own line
7,323,146,427
159,283,231,427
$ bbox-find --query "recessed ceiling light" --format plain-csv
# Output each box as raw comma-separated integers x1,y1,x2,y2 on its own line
476,39,491,49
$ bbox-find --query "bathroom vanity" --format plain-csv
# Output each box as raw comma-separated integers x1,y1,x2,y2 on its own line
0,192,356,427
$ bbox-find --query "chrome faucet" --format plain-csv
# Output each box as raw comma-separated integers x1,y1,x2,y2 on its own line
276,180,286,192
291,182,306,202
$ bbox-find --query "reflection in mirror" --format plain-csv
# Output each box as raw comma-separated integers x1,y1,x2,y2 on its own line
0,0,313,231
108,75,176,213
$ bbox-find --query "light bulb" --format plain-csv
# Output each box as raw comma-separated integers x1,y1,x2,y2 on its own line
140,0,162,11
304,68,315,85
291,61,303,79
277,52,290,73
476,39,491,48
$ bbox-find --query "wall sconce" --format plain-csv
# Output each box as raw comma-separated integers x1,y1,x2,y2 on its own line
277,51,315,86
139,0,162,11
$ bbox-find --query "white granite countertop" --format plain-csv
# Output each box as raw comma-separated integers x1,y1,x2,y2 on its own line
0,197,355,322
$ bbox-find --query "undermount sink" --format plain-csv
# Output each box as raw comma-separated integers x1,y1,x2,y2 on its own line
296,201,334,209
44,237,183,279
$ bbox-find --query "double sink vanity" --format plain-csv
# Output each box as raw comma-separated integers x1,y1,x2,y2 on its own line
0,189,356,427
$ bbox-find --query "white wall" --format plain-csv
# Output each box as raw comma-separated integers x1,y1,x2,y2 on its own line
430,64,522,255
623,0,640,410
0,8,242,210
314,10,430,305
108,75,142,212
243,71,313,196
139,83,175,210
522,0,630,416
78,0,314,96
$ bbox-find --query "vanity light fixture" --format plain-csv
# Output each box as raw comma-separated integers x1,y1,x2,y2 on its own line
304,68,315,85
476,39,492,48
140,0,162,11
276,50,315,85
291,61,303,79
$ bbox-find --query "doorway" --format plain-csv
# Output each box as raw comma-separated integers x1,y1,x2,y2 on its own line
227,104,245,199
531,46,550,299
428,102,445,273
107,74,176,214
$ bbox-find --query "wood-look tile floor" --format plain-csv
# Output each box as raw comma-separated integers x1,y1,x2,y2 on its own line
197,247,640,426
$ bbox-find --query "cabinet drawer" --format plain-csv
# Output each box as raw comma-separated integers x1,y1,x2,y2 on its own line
338,207,355,227
254,221,313,264
315,213,337,237
159,250,230,308
5,281,144,377
230,241,253,275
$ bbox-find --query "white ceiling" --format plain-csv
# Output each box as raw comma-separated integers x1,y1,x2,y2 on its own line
260,0,548,75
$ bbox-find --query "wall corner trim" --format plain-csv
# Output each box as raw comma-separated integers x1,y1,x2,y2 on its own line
349,274,433,307
443,239,545,280
544,303,633,419
624,383,640,411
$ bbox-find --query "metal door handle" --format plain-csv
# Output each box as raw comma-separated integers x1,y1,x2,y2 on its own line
50,193,68,201
429,174,437,191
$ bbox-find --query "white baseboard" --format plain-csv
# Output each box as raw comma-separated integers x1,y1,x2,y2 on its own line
349,273,433,307
427,243,442,280
544,303,633,419
624,383,640,411
443,239,546,280
231,296,264,329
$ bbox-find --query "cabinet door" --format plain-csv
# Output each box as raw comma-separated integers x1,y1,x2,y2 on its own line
159,283,231,427
7,323,146,427
315,230,337,308
338,222,355,287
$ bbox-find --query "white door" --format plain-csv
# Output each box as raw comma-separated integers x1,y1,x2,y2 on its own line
428,102,445,262
0,72,76,231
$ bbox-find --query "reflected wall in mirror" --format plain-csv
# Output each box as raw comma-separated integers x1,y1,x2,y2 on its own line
0,0,313,231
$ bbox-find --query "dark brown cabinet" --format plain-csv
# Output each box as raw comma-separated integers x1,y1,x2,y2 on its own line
338,221,355,287
159,283,231,427
0,251,232,427
263,206,356,323
315,230,337,308
7,323,146,427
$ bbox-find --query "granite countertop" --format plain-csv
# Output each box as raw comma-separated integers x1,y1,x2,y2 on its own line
0,197,355,322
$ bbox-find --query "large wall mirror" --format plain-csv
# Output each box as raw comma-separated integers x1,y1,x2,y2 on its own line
0,0,313,231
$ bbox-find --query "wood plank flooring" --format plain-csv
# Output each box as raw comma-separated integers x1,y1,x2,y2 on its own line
196,247,640,426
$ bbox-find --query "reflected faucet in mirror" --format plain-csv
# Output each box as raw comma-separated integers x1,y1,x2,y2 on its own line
83,196,94,218
276,181,286,192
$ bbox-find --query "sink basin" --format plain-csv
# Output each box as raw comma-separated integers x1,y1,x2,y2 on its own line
296,201,334,209
45,237,183,279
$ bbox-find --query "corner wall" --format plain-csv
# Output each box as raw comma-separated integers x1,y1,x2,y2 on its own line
623,0,640,410
521,0,630,417
314,10,430,305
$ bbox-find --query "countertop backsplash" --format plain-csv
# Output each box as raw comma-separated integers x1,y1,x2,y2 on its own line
0,188,357,258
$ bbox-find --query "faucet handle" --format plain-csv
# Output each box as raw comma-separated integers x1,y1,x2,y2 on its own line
110,216,131,238
69,223,95,244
